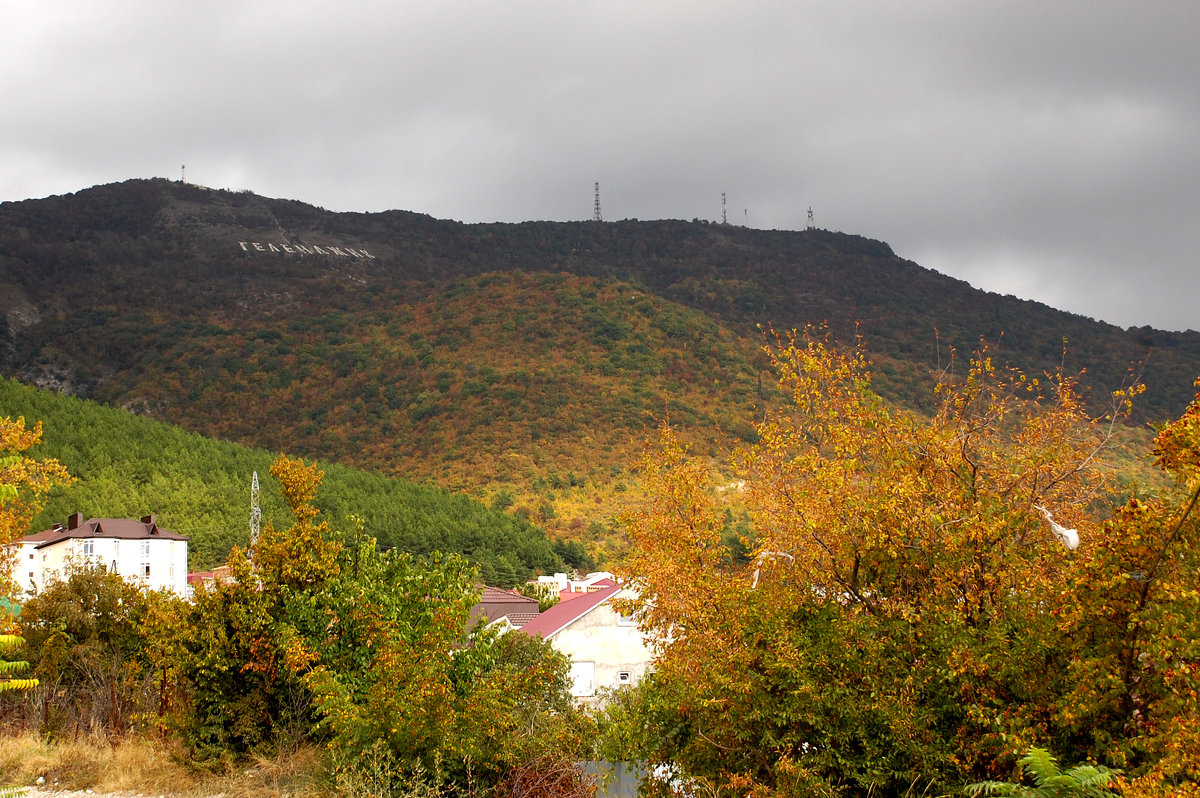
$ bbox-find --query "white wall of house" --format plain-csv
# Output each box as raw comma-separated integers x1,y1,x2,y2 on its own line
11,541,41,596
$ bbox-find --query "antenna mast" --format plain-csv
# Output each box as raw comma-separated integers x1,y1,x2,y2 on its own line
249,471,261,548
721,193,727,225
593,182,602,222
807,206,815,230
180,164,186,184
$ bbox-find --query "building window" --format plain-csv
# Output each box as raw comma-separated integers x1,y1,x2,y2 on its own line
142,563,151,578
28,553,33,560
82,540,95,556
616,610,637,626
569,662,596,698
140,541,151,558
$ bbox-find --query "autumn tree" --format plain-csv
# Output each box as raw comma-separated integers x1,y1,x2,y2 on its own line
1052,378,1200,797
0,415,65,798
0,416,71,598
154,454,584,792
622,332,1148,795
154,455,343,757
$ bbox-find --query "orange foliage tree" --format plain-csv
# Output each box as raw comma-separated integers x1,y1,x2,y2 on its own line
622,332,1167,795
1060,378,1200,797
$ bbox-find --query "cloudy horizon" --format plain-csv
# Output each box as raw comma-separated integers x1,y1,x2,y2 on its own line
4,1,1197,331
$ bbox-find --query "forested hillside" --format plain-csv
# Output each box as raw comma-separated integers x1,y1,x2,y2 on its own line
2,178,1198,535
0,378,585,581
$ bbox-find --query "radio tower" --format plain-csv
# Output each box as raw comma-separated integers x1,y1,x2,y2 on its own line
721,193,727,225
593,182,602,222
807,206,815,230
249,471,261,549
180,164,186,184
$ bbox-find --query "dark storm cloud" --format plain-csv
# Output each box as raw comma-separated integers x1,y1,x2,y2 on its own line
3,1,1197,330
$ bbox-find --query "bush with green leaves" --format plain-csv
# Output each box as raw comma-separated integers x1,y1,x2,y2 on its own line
17,566,175,736
151,455,587,792
965,748,1119,798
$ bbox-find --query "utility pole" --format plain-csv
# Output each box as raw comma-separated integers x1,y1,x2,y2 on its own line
249,471,261,550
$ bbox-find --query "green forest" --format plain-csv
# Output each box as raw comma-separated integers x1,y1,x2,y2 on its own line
0,377,588,583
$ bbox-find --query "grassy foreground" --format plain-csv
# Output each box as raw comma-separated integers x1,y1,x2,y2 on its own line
0,734,328,797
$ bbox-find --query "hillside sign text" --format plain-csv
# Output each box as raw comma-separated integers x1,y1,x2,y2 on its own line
237,241,377,258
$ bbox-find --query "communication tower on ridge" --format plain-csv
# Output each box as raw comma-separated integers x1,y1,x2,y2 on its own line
249,471,261,549
593,182,602,222
807,206,815,230
721,193,727,225
180,164,186,184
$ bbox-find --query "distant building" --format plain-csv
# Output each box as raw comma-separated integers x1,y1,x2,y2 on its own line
11,512,189,598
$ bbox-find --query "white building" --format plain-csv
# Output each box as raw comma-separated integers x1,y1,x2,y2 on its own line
518,573,654,704
11,512,189,598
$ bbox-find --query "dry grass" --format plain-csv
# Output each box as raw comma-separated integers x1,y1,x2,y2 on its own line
0,733,329,797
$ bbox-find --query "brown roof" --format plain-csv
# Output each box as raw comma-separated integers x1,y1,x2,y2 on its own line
24,514,187,548
469,586,541,628
504,611,541,627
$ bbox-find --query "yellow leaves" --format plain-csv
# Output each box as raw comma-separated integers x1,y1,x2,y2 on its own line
0,416,72,598
254,455,341,590
270,454,324,524
278,624,320,675
0,677,37,692
1152,377,1200,489
0,634,37,695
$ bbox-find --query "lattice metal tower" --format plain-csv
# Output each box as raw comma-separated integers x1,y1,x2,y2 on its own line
593,182,602,222
249,471,261,548
807,206,815,230
180,164,186,183
721,193,727,225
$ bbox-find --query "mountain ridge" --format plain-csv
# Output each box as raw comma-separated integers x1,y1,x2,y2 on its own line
2,178,1196,537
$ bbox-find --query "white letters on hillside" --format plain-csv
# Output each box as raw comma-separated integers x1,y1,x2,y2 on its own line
237,241,377,258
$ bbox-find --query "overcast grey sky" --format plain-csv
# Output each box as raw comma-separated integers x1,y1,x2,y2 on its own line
3,1,1197,331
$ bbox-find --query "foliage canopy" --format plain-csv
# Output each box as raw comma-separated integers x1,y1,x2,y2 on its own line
623,332,1199,796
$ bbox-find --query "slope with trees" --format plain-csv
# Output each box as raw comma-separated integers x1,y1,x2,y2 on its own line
0,377,578,582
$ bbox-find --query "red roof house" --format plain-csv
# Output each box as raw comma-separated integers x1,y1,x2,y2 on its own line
518,574,653,702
